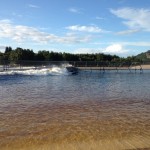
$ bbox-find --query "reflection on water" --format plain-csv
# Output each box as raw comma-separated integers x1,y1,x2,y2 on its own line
0,70,150,149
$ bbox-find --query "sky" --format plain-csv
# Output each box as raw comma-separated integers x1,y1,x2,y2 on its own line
0,0,150,57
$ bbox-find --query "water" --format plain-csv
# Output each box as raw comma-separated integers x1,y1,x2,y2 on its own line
0,67,150,150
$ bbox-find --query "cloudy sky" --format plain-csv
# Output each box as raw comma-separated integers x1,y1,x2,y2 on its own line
0,0,150,57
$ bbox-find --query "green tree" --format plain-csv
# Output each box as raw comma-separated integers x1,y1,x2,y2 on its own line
5,46,12,54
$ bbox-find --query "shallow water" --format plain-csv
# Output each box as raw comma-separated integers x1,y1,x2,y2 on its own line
0,69,150,149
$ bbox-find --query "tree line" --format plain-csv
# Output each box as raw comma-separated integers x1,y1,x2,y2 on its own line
0,46,141,64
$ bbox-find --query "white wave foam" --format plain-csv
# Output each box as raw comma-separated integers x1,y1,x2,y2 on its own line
0,66,70,76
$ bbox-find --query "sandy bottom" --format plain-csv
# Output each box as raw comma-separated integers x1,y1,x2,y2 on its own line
0,99,150,150
1,136,150,150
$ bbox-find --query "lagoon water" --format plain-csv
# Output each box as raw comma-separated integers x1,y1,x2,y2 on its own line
0,67,150,150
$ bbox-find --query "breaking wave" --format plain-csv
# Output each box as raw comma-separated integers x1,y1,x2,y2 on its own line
0,65,71,76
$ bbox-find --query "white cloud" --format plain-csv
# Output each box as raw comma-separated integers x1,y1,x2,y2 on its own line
29,4,39,8
0,20,91,44
69,7,82,14
74,48,101,54
110,7,150,31
73,44,128,55
66,25,103,33
102,44,128,54
116,29,139,35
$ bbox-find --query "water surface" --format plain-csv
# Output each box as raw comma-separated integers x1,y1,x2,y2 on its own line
0,68,150,149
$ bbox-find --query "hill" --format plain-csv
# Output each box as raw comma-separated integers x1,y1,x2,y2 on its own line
136,50,150,61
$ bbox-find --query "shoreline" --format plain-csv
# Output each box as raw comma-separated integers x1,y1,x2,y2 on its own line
78,65,150,70
1,64,150,72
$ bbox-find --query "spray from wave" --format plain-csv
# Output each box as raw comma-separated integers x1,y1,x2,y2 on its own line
0,64,73,76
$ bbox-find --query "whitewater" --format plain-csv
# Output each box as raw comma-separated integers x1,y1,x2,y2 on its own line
0,65,71,76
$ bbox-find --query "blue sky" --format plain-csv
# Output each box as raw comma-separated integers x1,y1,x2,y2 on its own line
0,0,150,57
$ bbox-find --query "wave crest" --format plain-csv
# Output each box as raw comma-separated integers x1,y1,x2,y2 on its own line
0,66,70,76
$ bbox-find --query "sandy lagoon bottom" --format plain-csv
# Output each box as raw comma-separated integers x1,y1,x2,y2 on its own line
1,98,150,150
